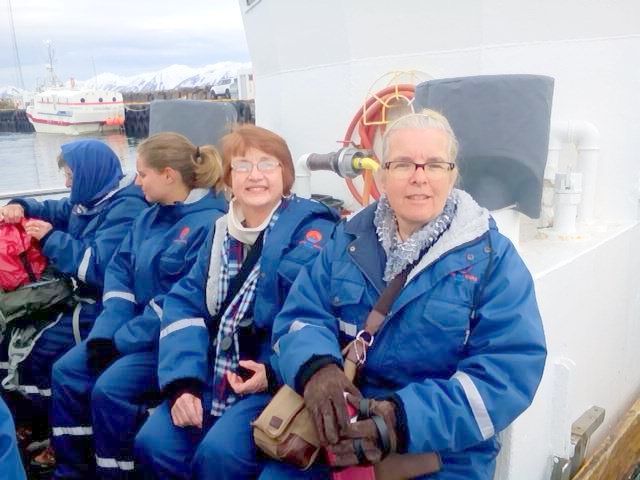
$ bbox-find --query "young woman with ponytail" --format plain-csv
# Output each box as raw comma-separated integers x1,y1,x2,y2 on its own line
48,132,228,479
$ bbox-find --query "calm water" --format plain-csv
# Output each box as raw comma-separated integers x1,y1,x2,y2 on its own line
0,132,141,196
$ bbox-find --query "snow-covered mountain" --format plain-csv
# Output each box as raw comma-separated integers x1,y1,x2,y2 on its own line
0,85,27,99
0,62,251,98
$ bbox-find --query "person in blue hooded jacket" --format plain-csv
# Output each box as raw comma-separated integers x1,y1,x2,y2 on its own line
49,132,228,479
0,397,26,480
134,125,339,480
0,140,147,466
262,110,547,480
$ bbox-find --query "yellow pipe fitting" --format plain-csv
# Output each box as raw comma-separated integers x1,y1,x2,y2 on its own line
353,156,380,172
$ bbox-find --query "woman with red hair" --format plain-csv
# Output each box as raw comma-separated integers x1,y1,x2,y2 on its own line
135,125,339,479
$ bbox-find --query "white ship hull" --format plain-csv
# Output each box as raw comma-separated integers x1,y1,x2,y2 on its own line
26,88,125,136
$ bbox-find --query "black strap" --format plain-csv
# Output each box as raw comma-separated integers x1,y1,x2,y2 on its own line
210,230,265,331
364,244,429,335
371,414,391,456
358,398,371,420
18,251,38,283
344,244,434,373
353,438,367,464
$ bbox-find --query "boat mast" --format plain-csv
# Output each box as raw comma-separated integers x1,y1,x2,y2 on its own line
44,40,61,87
7,0,25,90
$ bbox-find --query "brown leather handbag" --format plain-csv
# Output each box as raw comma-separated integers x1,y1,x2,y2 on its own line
252,258,441,478
252,384,321,470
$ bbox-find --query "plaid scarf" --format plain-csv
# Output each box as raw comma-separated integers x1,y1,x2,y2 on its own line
210,208,281,417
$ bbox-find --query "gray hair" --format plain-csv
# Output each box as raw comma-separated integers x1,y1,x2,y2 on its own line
381,109,459,164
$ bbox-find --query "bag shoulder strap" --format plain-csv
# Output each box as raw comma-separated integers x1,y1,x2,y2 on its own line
343,251,423,380
209,230,265,333
364,239,432,336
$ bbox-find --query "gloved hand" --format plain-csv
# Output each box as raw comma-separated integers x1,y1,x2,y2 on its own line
327,395,398,467
86,339,119,374
303,363,361,446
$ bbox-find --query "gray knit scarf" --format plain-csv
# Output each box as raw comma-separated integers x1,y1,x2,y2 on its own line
374,194,457,282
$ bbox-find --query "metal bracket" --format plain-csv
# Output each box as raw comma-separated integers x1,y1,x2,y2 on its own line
551,456,571,480
550,406,606,480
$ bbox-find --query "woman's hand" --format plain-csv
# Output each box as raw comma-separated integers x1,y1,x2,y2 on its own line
226,360,268,395
0,204,25,223
24,219,53,241
170,392,203,428
328,395,398,467
303,363,361,446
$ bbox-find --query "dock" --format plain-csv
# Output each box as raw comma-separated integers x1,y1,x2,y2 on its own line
0,100,254,136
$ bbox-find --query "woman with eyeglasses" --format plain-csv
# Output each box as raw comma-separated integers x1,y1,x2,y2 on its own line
134,124,338,479
49,133,227,479
264,110,547,480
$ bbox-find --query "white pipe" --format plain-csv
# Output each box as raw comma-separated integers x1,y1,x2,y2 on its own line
293,153,312,199
491,207,520,248
540,138,564,228
575,149,598,224
553,173,582,235
549,121,600,224
545,140,562,182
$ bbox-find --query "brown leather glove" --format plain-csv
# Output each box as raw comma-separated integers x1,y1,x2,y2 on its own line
328,395,398,467
303,364,361,446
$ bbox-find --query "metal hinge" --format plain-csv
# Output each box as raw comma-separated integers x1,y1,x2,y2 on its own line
550,406,606,480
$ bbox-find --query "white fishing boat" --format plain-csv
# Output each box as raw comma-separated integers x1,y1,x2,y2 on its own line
239,1,640,478
24,41,124,136
26,88,125,135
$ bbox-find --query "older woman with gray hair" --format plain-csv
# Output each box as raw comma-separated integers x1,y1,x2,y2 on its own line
264,109,547,479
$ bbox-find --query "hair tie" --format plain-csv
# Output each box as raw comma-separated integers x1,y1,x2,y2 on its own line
195,146,201,159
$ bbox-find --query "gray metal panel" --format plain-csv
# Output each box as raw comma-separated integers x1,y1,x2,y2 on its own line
414,75,554,218
149,100,238,147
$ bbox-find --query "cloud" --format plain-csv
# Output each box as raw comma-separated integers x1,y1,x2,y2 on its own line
0,0,249,89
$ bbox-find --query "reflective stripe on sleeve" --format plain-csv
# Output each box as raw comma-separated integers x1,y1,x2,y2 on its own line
274,320,328,355
453,371,495,440
78,247,92,282
159,318,206,339
150,299,163,319
103,291,136,303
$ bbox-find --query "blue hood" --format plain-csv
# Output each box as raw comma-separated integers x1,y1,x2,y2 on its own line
61,140,123,206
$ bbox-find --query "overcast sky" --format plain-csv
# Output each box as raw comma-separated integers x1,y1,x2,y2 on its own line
1,0,250,89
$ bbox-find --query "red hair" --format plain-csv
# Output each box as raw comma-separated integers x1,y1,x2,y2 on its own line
221,124,295,194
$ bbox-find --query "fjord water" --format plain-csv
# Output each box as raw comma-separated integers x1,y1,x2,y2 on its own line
0,132,140,196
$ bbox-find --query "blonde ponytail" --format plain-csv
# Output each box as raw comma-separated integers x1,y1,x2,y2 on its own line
138,132,223,191
192,145,223,190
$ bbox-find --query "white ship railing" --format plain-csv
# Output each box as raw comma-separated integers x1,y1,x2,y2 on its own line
0,187,68,202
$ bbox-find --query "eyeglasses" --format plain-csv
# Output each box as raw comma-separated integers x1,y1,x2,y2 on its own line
231,159,281,174
384,160,455,180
